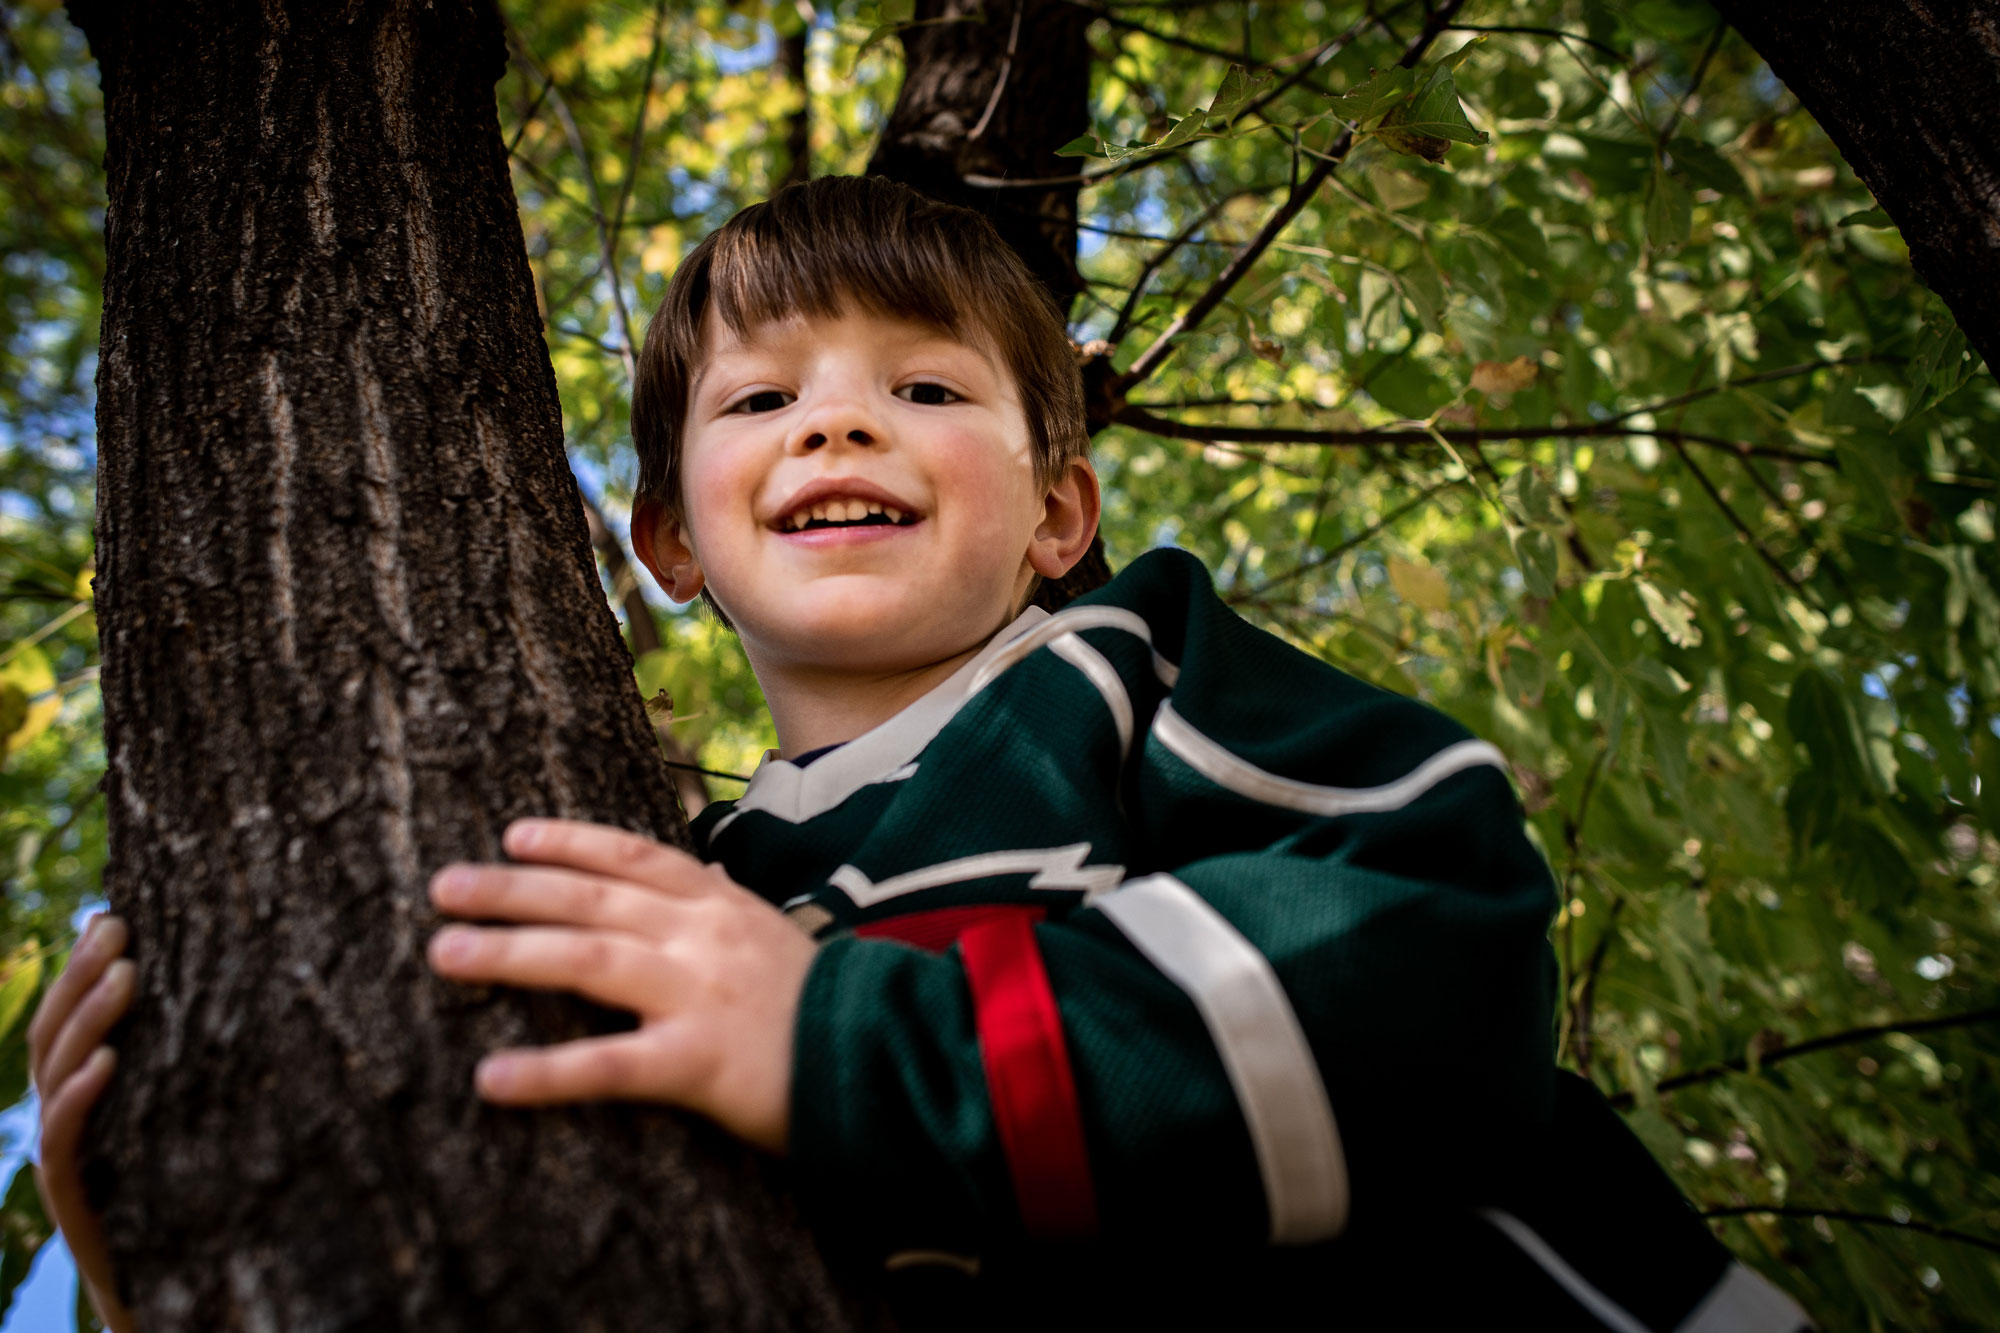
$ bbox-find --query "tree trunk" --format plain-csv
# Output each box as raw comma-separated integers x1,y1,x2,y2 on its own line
1712,0,2000,371
69,0,863,1326
867,0,1109,609
867,0,1092,315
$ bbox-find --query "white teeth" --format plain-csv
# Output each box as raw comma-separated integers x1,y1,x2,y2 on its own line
782,497,915,529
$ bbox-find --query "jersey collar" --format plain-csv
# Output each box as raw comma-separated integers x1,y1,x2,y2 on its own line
718,604,1051,829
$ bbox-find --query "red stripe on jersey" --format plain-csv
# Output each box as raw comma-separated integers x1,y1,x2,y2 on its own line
957,913,1100,1241
855,903,1048,954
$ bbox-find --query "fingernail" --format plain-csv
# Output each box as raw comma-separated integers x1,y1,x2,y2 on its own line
504,820,543,854
430,866,475,904
429,928,475,965
475,1055,513,1096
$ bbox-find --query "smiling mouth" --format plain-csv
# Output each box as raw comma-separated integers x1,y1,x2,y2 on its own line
778,498,920,533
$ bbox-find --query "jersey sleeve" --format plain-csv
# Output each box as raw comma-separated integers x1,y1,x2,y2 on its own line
785,551,1559,1256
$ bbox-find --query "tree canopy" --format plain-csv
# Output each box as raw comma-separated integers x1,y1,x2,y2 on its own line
2,0,1996,1327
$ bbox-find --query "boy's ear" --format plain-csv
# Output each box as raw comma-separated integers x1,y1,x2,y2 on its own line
1027,456,1102,581
631,497,707,604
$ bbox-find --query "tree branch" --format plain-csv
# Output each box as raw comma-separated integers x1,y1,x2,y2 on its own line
1608,1005,2000,1107
963,0,1406,190
1601,355,1898,425
1109,0,1494,384
1111,406,1842,465
506,24,641,380
1108,185,1260,343
1701,1205,2000,1257
1665,433,1818,601
1226,477,1456,603
1444,24,1626,62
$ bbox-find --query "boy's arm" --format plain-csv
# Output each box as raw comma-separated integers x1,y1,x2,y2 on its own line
790,757,1557,1252
789,551,1558,1252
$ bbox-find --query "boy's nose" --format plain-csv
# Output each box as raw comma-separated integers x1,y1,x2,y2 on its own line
798,425,876,452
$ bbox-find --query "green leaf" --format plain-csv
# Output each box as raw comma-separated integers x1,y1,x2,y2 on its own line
1787,667,1892,797
1375,71,1489,163
1324,65,1416,127
1901,300,1980,424
1838,205,1894,229
1152,110,1208,153
1665,137,1743,196
1636,579,1702,647
1512,527,1559,597
1206,64,1274,127
1645,164,1692,252
1053,133,1102,159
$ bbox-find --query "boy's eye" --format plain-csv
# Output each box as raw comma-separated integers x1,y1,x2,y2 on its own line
733,390,794,414
897,382,959,406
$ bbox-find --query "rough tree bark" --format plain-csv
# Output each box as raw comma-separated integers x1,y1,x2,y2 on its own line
1712,0,2000,372
69,0,864,1327
867,0,1092,314
867,0,1111,606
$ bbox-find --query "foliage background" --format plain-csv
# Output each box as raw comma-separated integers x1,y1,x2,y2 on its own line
2,0,1996,1327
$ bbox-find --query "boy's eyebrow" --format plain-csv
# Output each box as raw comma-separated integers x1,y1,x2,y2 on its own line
687,321,1002,401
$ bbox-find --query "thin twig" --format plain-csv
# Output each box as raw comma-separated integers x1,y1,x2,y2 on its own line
1116,0,1470,388
1607,1005,2000,1109
1665,434,1815,599
1701,1206,2000,1257
1445,23,1625,61
963,1,1406,190
1109,187,1254,343
507,25,641,380
1600,356,1901,425
1555,743,1609,1065
1658,22,1725,147
611,1,672,237
968,1,1025,142
1228,478,1456,603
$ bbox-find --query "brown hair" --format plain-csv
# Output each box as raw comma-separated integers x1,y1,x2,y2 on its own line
631,176,1087,516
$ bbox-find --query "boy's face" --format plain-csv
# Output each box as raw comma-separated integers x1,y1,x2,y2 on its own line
638,305,1095,676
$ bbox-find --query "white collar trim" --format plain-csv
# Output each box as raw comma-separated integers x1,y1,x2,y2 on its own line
718,605,1051,828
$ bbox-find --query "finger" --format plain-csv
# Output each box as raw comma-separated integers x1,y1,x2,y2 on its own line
27,915,127,1074
429,864,676,936
37,960,135,1099
502,819,708,893
428,925,667,1013
474,1031,684,1106
37,1046,114,1193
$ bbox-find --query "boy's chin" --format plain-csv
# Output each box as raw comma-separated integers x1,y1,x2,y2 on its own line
752,588,1011,669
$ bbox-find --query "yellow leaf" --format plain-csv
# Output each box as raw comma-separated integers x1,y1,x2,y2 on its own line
640,224,682,276
1388,558,1450,612
1471,355,1539,396
0,940,42,1042
0,644,60,761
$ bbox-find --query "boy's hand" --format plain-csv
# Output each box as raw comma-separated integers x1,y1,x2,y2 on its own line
27,913,138,1333
427,819,815,1155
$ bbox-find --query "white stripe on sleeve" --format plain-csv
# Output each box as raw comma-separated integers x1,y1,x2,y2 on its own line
1152,702,1508,818
1675,1262,1814,1333
1050,632,1135,759
1095,874,1348,1243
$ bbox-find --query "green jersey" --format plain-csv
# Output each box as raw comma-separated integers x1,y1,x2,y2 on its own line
692,548,1810,1331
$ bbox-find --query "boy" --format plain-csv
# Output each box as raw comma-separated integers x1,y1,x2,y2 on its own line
34,176,1812,1330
